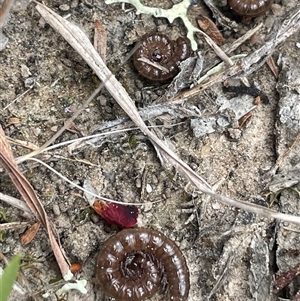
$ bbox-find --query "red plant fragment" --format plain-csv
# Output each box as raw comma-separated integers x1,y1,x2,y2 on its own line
93,200,138,228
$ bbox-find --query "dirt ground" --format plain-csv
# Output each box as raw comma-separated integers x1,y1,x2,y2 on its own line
1,0,300,300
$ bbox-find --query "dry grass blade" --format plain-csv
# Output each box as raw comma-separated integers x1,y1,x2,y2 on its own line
0,0,14,27
34,2,300,225
0,221,30,231
0,126,72,280
0,127,41,220
0,192,32,215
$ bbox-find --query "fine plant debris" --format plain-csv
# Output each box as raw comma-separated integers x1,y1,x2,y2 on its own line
34,1,300,224
1,0,300,300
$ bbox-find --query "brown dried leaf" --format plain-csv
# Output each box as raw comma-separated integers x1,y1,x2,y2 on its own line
197,15,225,46
0,0,14,27
266,56,279,79
64,121,83,136
21,221,41,245
7,117,21,125
238,112,252,129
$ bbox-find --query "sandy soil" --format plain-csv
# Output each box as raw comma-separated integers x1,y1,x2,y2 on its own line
1,0,300,300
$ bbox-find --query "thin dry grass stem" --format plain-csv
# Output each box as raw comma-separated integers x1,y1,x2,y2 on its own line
203,34,233,66
1,87,32,112
13,127,139,165
27,157,161,206
223,23,263,54
13,122,179,167
6,137,39,151
176,13,262,91
0,221,30,231
203,0,237,29
0,252,8,264
34,2,300,225
201,258,231,301
15,84,104,164
38,127,139,153
0,192,32,215
195,23,249,86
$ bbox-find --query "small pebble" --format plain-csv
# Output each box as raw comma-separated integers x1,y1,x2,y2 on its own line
264,15,275,30
33,127,41,137
24,77,35,88
227,128,242,140
271,4,285,16
91,213,101,224
135,79,143,89
211,202,221,210
98,95,107,106
0,34,8,51
53,204,61,216
59,4,70,11
134,91,142,102
152,175,158,185
20,64,31,78
70,0,79,8
135,178,142,188
146,184,152,193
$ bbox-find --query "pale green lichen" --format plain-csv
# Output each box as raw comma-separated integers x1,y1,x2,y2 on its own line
42,280,87,299
56,279,88,296
63,269,74,281
105,0,200,50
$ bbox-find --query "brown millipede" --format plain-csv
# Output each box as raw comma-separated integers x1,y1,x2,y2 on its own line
133,33,191,81
228,0,273,17
96,228,190,301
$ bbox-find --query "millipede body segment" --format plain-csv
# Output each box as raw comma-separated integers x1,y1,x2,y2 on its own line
133,33,191,81
228,0,273,17
96,228,190,301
